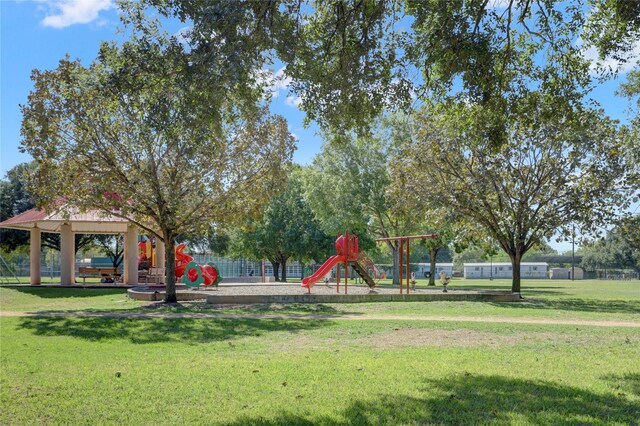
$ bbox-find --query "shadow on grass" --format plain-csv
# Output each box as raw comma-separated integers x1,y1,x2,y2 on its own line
18,316,330,344
602,373,640,397
223,374,640,425
158,302,348,314
241,303,348,314
9,287,126,299
490,298,640,315
452,284,567,293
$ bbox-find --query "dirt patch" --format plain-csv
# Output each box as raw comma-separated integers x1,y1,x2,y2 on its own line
266,334,340,352
265,328,567,352
361,328,559,349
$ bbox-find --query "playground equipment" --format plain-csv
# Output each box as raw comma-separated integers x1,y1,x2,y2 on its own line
138,235,155,267
175,243,221,287
376,234,437,294
302,232,385,293
439,271,451,293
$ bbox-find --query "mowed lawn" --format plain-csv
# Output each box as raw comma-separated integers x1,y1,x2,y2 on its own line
1,280,639,425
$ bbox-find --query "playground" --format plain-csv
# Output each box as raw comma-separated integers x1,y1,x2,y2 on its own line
123,231,520,303
0,202,637,425
0,155,636,426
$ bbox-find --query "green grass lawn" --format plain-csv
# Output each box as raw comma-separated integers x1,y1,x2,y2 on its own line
1,280,639,424
0,276,107,285
0,287,145,312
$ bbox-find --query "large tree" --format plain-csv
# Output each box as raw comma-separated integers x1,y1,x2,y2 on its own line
581,215,640,273
396,100,634,293
617,67,640,176
303,127,421,285
233,167,333,282
0,163,35,251
0,162,100,255
142,0,639,142
94,235,125,270
21,18,295,302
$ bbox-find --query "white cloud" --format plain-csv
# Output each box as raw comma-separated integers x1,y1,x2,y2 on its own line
253,66,303,108
285,95,302,108
174,26,193,51
268,66,293,99
40,0,113,29
582,43,640,75
485,0,512,10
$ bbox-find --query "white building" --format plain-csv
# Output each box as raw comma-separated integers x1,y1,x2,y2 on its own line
415,263,454,278
549,267,584,280
463,262,548,279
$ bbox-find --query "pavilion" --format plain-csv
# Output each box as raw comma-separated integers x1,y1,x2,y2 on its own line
0,206,165,285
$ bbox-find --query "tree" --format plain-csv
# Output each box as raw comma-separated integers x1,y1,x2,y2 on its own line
142,1,638,142
396,100,634,293
617,67,640,178
583,0,640,71
233,167,333,282
422,226,456,286
0,162,99,254
94,235,124,269
581,215,640,273
0,163,35,251
389,184,460,285
303,127,421,285
21,18,295,302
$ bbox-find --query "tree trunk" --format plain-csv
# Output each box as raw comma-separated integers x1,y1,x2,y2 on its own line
510,252,522,294
389,242,400,285
280,259,287,282
110,237,123,269
163,231,177,303
271,261,280,282
428,247,439,286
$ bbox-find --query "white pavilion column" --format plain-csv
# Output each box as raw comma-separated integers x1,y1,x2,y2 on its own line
155,238,165,270
124,225,138,285
30,226,41,285
60,223,75,285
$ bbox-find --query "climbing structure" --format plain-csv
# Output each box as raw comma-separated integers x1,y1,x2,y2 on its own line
175,243,221,287
302,232,381,292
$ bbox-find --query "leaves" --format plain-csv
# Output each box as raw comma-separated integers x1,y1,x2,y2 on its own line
232,167,334,281
19,17,295,300
395,98,634,291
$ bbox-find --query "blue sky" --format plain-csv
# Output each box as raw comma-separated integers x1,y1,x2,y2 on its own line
0,0,324,175
1,0,637,253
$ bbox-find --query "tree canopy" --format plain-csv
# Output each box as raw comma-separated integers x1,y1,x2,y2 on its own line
303,124,425,285
581,215,640,273
232,167,333,281
395,99,634,292
0,163,35,251
21,18,295,302
143,0,639,143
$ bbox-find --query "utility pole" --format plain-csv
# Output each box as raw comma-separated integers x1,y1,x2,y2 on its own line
490,253,493,281
571,224,575,281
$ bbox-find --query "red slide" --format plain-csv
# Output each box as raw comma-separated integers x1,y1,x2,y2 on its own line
301,255,344,289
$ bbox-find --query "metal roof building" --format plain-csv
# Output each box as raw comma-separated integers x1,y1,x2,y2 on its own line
463,262,548,279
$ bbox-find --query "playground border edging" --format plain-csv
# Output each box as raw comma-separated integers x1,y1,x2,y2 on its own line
204,291,521,304
126,285,521,303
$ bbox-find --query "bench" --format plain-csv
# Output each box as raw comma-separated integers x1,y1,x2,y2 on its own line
78,266,122,284
138,267,165,284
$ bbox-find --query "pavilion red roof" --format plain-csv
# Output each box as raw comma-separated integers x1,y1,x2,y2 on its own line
0,206,130,234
